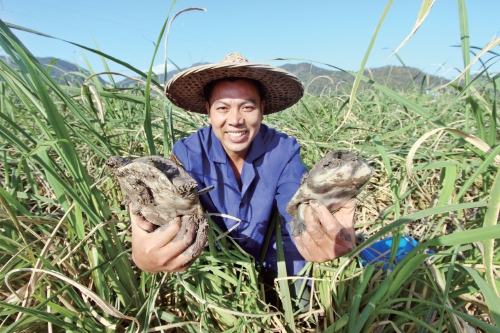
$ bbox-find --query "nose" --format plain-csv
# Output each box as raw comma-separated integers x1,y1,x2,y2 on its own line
227,108,244,126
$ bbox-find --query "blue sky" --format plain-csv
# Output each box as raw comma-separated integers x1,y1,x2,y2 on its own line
1,0,499,79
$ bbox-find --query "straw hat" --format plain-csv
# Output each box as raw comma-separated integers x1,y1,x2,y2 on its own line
165,52,304,114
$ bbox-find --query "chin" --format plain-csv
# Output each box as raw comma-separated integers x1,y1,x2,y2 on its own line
228,144,249,154
223,141,250,153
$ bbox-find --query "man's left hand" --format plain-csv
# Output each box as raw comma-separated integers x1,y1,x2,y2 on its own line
293,199,356,262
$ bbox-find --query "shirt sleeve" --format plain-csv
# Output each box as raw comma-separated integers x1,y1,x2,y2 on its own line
275,138,307,226
172,139,190,172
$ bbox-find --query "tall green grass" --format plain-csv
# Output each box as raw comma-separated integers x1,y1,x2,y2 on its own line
1,1,500,332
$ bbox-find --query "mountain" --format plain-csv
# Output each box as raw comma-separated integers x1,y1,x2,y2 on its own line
280,63,449,94
114,63,205,88
115,62,449,94
1,56,106,86
36,57,106,86
7,56,449,93
114,69,179,88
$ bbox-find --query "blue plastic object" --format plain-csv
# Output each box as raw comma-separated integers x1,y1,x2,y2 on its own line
360,236,419,270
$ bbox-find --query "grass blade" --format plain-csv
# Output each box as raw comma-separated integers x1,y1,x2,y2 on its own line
274,213,296,332
482,166,500,295
390,0,435,57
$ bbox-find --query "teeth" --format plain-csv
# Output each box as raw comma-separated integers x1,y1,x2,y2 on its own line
227,132,246,138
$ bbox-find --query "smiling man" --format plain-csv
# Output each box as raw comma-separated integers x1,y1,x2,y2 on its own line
130,53,356,277
204,78,265,186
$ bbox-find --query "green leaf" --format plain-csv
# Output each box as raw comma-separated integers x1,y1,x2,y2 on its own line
391,0,435,56
349,0,395,111
458,264,500,326
436,165,456,206
348,264,375,332
274,212,296,332
0,301,87,333
482,167,500,295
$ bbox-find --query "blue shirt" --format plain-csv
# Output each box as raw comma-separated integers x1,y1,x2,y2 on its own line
172,124,307,275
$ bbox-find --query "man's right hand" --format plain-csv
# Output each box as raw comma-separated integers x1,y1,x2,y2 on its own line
130,205,202,273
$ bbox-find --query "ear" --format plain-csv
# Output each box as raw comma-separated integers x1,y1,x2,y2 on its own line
206,101,211,124
260,100,265,120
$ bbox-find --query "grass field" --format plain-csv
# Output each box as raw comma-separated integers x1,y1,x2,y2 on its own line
1,1,500,332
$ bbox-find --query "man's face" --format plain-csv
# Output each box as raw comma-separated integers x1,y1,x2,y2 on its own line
206,79,265,160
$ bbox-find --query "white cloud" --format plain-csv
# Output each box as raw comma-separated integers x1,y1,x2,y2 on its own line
151,63,175,75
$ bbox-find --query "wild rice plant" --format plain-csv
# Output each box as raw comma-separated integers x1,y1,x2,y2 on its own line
1,0,499,332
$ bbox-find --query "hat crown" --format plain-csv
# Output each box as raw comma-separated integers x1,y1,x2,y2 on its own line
221,52,249,64
166,52,303,114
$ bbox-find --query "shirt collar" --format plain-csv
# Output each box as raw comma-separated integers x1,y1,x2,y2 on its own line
245,124,269,163
208,127,227,163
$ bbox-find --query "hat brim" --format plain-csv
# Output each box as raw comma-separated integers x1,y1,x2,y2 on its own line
165,62,304,114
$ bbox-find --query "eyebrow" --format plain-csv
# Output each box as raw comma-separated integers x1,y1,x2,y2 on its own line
212,98,258,105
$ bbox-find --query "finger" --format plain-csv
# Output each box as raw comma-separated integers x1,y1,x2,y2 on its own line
293,231,312,259
313,200,355,252
342,197,356,209
138,217,182,248
303,200,356,259
309,200,341,236
303,204,326,241
169,215,197,246
177,223,209,270
166,254,198,272
147,216,198,255
293,234,305,250
294,231,332,263
334,226,355,254
129,204,157,232
131,217,179,264
295,228,354,262
131,217,197,272
187,220,208,259
154,217,201,271
333,198,356,229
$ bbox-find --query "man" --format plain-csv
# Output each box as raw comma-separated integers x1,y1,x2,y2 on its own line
130,53,356,275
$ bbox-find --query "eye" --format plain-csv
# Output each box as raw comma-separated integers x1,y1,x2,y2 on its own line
242,104,255,111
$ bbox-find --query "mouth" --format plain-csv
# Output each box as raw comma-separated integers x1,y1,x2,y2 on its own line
226,131,248,141
226,131,247,138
